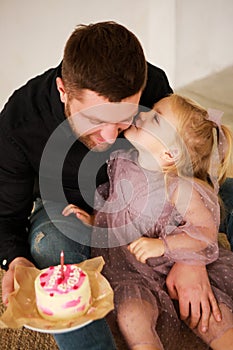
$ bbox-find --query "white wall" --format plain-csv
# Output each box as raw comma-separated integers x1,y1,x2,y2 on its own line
0,0,232,110
175,0,233,87
0,0,176,110
146,0,176,86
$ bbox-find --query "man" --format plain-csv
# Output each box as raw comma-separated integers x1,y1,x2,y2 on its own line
0,21,229,349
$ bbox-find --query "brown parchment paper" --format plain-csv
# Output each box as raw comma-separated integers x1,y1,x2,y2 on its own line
0,256,114,332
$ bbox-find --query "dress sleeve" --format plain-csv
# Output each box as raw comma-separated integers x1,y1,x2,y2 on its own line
161,179,219,265
93,153,146,248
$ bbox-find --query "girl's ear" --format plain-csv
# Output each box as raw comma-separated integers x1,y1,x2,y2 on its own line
160,147,179,165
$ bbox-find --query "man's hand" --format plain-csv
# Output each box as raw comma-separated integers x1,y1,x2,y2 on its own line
128,237,164,263
166,262,222,333
2,257,35,305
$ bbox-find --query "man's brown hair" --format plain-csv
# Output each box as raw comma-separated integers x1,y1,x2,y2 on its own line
62,21,147,102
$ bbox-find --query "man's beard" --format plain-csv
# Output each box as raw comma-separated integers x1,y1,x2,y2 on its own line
78,135,112,152
65,103,113,152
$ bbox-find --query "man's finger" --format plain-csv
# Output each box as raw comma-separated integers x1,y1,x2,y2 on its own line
166,280,179,300
188,301,201,329
209,292,222,322
2,271,14,305
199,299,211,333
179,299,191,321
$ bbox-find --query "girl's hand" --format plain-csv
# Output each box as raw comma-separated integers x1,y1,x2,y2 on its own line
62,204,94,226
128,237,164,263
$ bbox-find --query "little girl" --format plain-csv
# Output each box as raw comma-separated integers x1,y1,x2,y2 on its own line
63,94,233,350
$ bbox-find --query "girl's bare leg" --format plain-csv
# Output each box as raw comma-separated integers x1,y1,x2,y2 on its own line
131,345,161,350
210,328,233,350
193,303,233,350
117,298,164,350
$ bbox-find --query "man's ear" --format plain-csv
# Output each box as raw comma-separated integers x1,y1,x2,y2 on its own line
56,77,67,104
160,147,179,165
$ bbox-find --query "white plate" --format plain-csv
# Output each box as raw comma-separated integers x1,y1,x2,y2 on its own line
24,319,93,334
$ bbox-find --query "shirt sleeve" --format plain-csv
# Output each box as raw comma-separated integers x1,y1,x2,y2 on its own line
0,126,35,269
140,62,173,109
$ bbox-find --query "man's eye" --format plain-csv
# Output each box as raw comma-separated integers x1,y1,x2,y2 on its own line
90,120,102,125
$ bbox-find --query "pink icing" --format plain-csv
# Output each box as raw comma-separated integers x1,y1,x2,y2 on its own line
39,306,54,316
63,296,81,308
76,304,86,312
39,265,86,294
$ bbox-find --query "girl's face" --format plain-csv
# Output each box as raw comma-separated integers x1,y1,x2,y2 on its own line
124,97,179,161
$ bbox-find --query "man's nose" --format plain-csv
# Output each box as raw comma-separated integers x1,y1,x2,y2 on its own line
100,124,119,143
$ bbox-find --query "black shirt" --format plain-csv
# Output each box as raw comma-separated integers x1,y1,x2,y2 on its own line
0,62,173,268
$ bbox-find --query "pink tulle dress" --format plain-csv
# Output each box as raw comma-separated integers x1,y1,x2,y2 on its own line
92,149,233,350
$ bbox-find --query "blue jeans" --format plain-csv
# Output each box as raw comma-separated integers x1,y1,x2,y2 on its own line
219,177,233,250
29,199,116,350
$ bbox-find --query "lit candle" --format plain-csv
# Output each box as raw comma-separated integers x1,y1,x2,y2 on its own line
60,250,65,280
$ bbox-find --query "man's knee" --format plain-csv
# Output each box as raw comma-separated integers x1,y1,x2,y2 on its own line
226,212,233,250
29,225,91,269
30,230,46,256
219,178,233,247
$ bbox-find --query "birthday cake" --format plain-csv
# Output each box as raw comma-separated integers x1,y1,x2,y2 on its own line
34,264,91,321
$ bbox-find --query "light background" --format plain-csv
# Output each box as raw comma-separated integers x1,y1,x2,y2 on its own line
1,0,233,110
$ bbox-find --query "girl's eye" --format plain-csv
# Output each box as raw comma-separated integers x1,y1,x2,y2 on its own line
153,112,159,124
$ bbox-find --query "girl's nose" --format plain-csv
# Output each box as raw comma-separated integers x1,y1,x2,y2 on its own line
138,111,148,122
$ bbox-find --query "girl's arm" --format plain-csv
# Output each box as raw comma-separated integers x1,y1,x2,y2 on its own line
62,204,95,226
163,182,219,265
129,179,221,334
128,236,164,263
129,181,219,265
165,186,222,334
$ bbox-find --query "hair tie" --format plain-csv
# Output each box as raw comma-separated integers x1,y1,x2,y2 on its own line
207,108,227,192
207,108,227,162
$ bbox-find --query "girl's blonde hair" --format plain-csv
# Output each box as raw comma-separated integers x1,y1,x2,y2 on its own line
165,94,232,189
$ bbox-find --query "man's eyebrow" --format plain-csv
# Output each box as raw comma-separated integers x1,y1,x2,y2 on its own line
78,112,101,122
78,110,139,123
